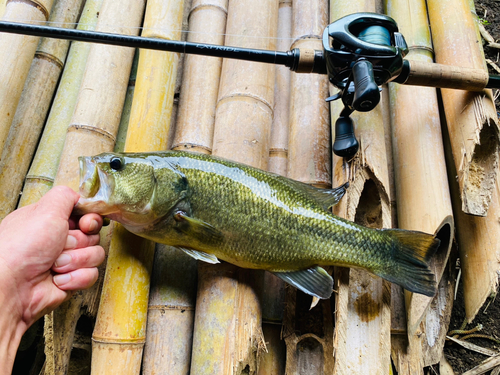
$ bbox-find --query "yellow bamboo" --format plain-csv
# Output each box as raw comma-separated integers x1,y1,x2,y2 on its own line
190,1,278,373
0,0,55,152
0,0,84,221
18,0,105,207
40,1,146,373
385,0,456,369
427,0,499,217
268,0,292,176
0,0,5,18
172,0,228,154
91,0,182,373
329,2,392,374
286,0,330,188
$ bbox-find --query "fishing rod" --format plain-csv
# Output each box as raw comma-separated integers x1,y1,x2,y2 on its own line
1,12,499,159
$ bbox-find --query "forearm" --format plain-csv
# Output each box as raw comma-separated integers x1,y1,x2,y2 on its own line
0,288,25,375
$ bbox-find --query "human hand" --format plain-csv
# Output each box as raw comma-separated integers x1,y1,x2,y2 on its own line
0,186,105,331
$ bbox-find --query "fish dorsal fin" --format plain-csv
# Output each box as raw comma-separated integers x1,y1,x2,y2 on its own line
179,247,220,264
294,181,349,210
271,266,333,299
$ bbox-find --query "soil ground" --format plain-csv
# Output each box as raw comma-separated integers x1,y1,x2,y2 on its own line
441,1,500,374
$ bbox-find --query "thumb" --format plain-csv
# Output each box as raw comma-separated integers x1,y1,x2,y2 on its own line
37,186,79,220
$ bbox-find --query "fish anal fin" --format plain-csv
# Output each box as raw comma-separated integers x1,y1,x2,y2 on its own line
271,266,333,299
178,247,220,264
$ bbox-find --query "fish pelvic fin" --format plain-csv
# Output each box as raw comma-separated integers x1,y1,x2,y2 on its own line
375,229,440,297
271,266,333,299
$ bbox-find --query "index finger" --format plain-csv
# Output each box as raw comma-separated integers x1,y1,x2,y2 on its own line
69,213,104,234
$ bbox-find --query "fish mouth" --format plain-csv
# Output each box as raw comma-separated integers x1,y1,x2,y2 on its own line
74,156,113,216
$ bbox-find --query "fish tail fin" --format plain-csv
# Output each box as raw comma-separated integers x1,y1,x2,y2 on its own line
375,229,440,297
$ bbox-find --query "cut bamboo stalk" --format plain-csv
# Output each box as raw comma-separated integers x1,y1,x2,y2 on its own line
0,0,84,221
427,0,500,217
329,2,392,374
172,0,228,154
385,0,455,364
41,1,146,373
268,0,292,176
91,0,182,373
430,0,500,322
142,246,198,375
286,0,330,188
190,1,277,373
0,0,55,152
18,0,105,208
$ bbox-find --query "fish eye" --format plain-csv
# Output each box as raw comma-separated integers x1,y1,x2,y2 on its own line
109,157,124,171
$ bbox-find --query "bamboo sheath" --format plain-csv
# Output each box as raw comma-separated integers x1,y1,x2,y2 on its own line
427,0,499,217
0,0,54,153
268,0,292,176
91,1,183,373
385,0,455,364
172,0,228,154
0,0,84,221
42,1,146,373
329,2,392,374
18,0,104,207
190,1,277,374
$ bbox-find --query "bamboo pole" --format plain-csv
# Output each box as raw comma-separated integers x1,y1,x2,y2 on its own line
0,0,55,152
189,1,278,373
41,1,146,373
91,0,182,373
172,0,228,154
0,0,84,221
0,0,5,18
427,0,499,217
329,2,392,374
279,1,335,374
268,0,292,176
385,1,455,368
18,0,105,208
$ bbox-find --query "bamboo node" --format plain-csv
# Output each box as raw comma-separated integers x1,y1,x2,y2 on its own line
34,51,64,70
189,3,228,19
67,124,117,143
7,0,50,20
91,337,146,345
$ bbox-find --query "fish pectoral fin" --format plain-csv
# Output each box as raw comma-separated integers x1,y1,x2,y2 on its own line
271,266,333,299
178,247,220,264
173,211,223,245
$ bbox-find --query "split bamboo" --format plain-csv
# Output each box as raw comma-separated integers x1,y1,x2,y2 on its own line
428,0,500,322
190,0,278,373
41,1,146,373
385,0,455,367
0,0,84,221
268,0,292,176
91,0,182,373
329,2,392,374
18,0,105,208
0,0,55,152
427,0,499,217
172,0,228,154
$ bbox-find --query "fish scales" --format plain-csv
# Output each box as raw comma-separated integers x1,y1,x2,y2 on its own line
75,150,440,299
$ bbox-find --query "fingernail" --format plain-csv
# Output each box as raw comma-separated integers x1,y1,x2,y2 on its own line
89,219,98,232
54,253,72,268
53,273,71,287
65,235,77,249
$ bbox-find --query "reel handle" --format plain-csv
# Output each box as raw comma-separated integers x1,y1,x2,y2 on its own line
351,59,380,112
333,114,359,159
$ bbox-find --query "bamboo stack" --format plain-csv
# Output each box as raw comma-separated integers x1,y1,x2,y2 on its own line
18,0,105,207
329,2,392,374
0,0,55,152
385,0,456,370
0,0,84,221
427,0,500,321
427,0,499,217
91,0,184,373
172,0,228,154
41,1,146,373
190,0,278,373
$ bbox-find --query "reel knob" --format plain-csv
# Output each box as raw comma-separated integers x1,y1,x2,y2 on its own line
333,115,359,159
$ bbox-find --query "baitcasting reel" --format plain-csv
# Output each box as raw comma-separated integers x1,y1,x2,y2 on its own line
323,13,408,159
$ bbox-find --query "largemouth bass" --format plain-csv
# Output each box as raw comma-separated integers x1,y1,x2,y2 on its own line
74,150,439,299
